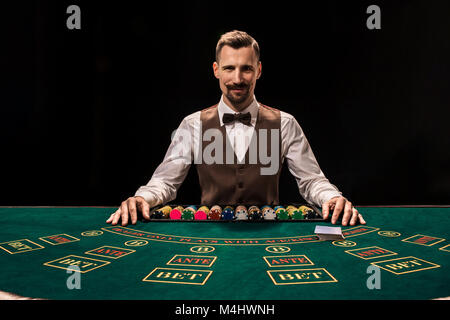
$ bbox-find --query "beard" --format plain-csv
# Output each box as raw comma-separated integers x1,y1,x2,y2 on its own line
225,84,251,105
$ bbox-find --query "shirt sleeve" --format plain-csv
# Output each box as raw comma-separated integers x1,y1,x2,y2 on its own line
282,113,342,207
134,112,199,206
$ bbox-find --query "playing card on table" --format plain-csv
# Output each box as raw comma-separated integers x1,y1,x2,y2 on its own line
314,226,345,241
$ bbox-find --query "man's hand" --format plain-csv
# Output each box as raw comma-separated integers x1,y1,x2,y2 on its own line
106,196,151,226
322,196,366,226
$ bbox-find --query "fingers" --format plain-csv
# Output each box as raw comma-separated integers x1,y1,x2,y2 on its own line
358,212,366,225
331,197,345,224
349,207,359,226
322,200,330,220
111,207,122,225
128,198,138,225
106,212,114,223
326,197,365,226
347,207,366,226
106,197,152,226
322,197,338,220
120,201,129,226
137,197,151,220
106,201,128,226
341,201,353,226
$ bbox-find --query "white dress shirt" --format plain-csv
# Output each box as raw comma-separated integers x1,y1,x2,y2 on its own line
135,95,342,208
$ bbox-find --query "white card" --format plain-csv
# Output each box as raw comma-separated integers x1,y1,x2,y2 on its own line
314,226,345,241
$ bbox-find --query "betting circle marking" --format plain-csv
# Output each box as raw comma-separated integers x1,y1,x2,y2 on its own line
190,246,215,253
81,230,103,237
125,240,149,247
332,240,357,247
265,246,291,253
378,231,401,237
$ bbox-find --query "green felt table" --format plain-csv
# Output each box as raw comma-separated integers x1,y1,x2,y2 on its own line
0,206,449,300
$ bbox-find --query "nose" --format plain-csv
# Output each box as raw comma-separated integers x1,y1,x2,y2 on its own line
232,69,244,84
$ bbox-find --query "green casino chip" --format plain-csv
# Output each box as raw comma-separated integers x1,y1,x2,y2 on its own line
276,209,289,220
291,210,304,220
182,209,194,220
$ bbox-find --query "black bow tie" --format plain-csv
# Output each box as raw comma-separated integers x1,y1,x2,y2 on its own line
222,112,252,126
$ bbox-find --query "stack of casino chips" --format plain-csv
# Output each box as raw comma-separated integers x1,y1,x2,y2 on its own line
152,205,171,219
235,205,248,220
150,204,317,221
248,206,263,220
286,205,303,220
261,205,276,220
299,205,316,219
169,206,183,220
195,206,209,220
222,206,235,220
181,206,196,220
274,206,289,220
208,205,222,220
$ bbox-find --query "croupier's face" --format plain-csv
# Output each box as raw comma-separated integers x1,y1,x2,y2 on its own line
213,45,261,111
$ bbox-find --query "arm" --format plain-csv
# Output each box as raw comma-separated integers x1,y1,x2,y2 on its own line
134,113,197,205
282,114,341,206
107,112,199,226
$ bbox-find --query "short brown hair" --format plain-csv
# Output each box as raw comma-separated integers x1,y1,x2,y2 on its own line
215,30,260,62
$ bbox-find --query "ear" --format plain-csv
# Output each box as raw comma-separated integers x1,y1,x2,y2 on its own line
256,61,262,79
213,61,220,79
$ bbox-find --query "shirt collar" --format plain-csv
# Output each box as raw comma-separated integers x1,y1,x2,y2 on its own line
218,95,259,127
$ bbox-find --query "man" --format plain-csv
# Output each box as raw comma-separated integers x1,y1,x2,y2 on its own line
107,30,365,227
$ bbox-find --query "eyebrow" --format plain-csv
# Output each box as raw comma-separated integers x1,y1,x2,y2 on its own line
221,64,254,70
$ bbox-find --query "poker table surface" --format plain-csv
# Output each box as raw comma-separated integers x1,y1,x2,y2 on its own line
0,206,449,300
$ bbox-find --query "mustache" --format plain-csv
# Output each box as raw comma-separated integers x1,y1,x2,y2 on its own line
226,83,249,90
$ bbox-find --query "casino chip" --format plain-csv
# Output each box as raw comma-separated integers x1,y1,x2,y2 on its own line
304,209,316,219
170,206,183,220
274,205,284,212
208,205,222,220
159,206,172,219
235,205,248,220
261,206,276,220
275,207,289,220
151,210,163,219
222,206,235,220
194,210,207,220
195,206,209,220
286,205,297,215
291,209,304,220
182,207,195,220
248,206,262,220
298,205,317,219
198,206,210,214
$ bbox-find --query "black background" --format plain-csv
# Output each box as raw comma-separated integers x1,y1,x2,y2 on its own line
2,0,450,206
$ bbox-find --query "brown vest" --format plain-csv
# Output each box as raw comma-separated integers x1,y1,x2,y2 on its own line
195,104,282,206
